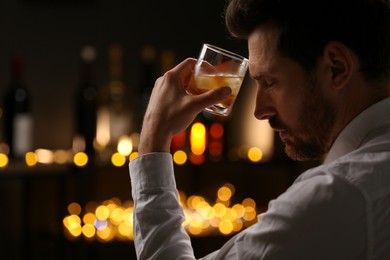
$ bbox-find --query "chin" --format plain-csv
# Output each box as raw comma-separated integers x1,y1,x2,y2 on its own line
284,144,325,162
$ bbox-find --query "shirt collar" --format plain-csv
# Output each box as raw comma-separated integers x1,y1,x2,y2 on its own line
324,97,390,164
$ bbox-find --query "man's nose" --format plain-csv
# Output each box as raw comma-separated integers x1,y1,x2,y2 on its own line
254,87,276,120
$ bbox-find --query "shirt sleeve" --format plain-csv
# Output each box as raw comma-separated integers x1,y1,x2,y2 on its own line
129,152,196,260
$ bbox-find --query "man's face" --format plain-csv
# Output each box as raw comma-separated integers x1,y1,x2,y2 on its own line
248,24,336,161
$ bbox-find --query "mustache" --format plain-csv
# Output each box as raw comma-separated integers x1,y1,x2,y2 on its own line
268,117,286,130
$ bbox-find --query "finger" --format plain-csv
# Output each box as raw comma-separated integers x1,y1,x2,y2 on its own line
170,58,197,76
190,86,232,110
199,60,217,74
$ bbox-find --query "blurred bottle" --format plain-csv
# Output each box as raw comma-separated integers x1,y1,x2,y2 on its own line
74,46,98,157
96,44,133,159
3,55,33,159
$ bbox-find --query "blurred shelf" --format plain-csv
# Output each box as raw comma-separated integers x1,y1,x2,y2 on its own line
0,161,71,178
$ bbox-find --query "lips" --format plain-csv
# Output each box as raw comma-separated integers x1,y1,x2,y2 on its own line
268,118,289,141
278,130,288,141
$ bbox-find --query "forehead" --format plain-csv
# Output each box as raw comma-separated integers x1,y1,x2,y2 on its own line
248,24,280,76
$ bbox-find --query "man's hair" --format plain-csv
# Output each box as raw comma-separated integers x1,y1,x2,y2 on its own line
225,0,390,83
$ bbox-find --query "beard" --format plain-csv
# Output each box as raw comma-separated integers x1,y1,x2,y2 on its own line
270,75,336,161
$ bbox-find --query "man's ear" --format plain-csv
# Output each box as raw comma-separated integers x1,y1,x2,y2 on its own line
323,41,354,90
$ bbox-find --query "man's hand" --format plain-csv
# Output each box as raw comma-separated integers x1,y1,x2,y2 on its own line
138,58,232,155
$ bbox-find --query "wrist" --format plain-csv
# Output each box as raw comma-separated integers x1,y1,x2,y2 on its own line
138,124,172,155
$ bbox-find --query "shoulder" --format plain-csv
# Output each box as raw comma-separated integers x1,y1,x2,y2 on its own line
277,165,364,216
299,143,390,202
248,162,368,259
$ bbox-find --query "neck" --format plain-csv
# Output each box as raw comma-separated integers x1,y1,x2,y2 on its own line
335,80,390,141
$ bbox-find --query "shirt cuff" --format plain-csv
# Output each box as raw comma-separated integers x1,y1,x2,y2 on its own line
129,152,176,195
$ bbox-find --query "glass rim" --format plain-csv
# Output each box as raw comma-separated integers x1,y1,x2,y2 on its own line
203,43,248,63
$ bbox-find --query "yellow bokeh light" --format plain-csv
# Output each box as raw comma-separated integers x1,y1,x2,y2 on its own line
232,219,244,232
190,122,206,155
82,224,96,238
219,219,234,235
67,202,81,215
173,150,187,165
124,209,133,226
105,197,121,206
104,199,118,213
232,204,246,219
25,152,37,167
178,191,187,206
73,152,88,167
187,195,205,209
35,148,54,164
95,205,110,220
117,136,133,156
210,216,221,228
118,222,132,237
68,222,82,237
248,147,263,162
97,225,114,242
213,203,227,217
223,208,235,221
63,214,82,238
188,225,203,236
242,198,256,208
111,152,126,167
97,226,115,242
63,190,259,240
195,200,208,210
244,207,257,221
217,186,232,201
66,214,81,225
0,153,9,168
129,152,139,161
62,216,71,228
182,211,192,227
197,205,214,220
110,208,124,225
224,183,235,195
83,213,96,225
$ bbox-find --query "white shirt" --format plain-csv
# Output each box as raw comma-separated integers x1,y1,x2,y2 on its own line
129,97,390,260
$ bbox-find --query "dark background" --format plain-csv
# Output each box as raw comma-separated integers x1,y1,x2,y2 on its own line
0,0,248,149
0,0,317,259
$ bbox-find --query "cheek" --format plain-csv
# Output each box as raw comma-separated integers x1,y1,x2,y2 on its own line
276,91,304,120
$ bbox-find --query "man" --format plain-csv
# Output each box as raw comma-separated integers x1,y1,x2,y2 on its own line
129,0,390,259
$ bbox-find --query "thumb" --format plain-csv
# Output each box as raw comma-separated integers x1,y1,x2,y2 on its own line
193,86,232,109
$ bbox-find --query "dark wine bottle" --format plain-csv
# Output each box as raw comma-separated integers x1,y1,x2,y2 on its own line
74,46,97,157
3,54,33,159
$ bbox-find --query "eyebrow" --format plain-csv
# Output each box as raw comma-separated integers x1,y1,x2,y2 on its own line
251,74,264,80
250,73,268,81
250,64,280,80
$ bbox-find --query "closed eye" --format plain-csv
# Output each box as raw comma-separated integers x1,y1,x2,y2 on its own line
265,80,275,88
251,74,276,90
261,78,276,90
